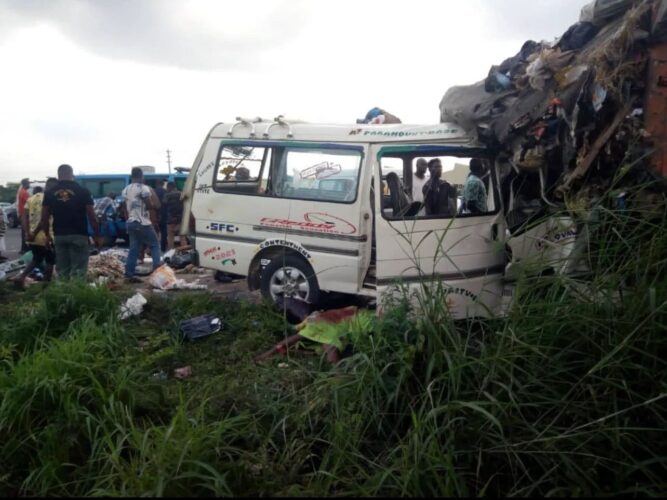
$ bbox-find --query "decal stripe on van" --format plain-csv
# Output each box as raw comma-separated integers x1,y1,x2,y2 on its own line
376,265,506,286
252,225,367,242
196,233,360,257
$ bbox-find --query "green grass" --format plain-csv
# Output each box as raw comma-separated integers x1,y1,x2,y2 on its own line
0,194,665,496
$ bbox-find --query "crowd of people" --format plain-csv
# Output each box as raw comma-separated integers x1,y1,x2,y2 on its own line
8,165,187,287
409,158,489,217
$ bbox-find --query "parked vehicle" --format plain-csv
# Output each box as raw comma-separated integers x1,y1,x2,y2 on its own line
4,203,19,228
75,172,187,241
181,119,580,318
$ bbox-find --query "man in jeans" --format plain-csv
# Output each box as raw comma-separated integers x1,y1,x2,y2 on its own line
121,167,161,283
164,181,188,250
42,165,101,280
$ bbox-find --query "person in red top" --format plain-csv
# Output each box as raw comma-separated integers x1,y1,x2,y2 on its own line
16,178,30,254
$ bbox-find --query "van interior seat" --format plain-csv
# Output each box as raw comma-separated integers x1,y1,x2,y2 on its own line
385,172,421,217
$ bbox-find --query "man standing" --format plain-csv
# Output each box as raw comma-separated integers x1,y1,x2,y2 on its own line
16,178,30,253
42,165,101,280
154,179,168,252
15,179,58,287
164,181,188,250
94,192,116,221
462,159,488,214
121,167,161,282
412,158,429,203
422,159,457,217
0,205,6,263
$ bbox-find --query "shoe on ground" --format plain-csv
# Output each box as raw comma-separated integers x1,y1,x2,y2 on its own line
125,277,143,284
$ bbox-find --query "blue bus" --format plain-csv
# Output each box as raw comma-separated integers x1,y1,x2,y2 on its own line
76,171,188,244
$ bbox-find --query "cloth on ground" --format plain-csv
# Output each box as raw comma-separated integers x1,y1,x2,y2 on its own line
297,307,375,351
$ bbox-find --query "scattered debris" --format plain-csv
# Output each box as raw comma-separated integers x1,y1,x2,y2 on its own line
164,247,196,270
148,265,178,290
148,265,207,291
88,253,125,281
440,0,666,240
151,370,168,381
254,305,375,364
119,292,148,320
179,314,223,341
173,366,193,380
0,258,26,281
356,107,402,124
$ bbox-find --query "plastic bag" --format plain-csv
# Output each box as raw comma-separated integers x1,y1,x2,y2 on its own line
148,265,178,290
119,292,148,320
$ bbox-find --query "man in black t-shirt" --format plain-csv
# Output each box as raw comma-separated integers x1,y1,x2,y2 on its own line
42,164,101,280
422,159,457,217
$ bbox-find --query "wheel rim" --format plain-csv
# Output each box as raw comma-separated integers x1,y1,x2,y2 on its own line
269,266,310,302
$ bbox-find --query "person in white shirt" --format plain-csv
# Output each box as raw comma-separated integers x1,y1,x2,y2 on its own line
412,158,429,203
120,167,161,282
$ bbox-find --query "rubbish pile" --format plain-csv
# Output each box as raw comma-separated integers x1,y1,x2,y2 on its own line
440,0,667,224
148,265,208,291
119,292,148,320
88,253,126,281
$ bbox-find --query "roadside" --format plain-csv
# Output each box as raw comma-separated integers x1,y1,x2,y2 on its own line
3,227,21,261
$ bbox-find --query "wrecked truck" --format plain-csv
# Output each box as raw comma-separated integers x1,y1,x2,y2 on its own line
180,0,666,318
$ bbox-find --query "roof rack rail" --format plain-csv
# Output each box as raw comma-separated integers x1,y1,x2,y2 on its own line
228,116,263,138
264,115,294,138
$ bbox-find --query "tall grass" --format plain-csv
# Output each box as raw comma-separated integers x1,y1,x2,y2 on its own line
0,188,665,496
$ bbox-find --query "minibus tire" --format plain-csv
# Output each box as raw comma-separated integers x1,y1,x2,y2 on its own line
261,255,321,306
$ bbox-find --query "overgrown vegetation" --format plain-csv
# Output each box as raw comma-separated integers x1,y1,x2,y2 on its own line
0,196,665,496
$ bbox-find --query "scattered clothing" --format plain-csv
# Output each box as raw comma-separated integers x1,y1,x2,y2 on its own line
357,107,402,124
557,22,598,52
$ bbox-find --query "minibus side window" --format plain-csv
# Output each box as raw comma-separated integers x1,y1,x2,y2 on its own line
379,154,497,219
214,146,270,195
273,148,362,204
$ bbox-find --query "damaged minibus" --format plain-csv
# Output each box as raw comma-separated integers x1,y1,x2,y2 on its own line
181,117,579,318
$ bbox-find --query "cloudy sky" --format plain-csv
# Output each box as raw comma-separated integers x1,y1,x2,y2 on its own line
0,0,585,185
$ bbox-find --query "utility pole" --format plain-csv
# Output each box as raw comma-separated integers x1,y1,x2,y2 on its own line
166,149,172,174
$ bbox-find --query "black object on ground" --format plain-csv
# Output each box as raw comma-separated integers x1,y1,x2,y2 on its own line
166,250,195,270
179,314,223,341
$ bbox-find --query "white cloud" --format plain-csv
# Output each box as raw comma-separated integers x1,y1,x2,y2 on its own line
0,0,585,185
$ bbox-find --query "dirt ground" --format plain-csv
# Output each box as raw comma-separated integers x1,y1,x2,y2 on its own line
124,270,262,303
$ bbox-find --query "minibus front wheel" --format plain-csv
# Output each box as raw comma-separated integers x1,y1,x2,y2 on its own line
260,254,321,305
